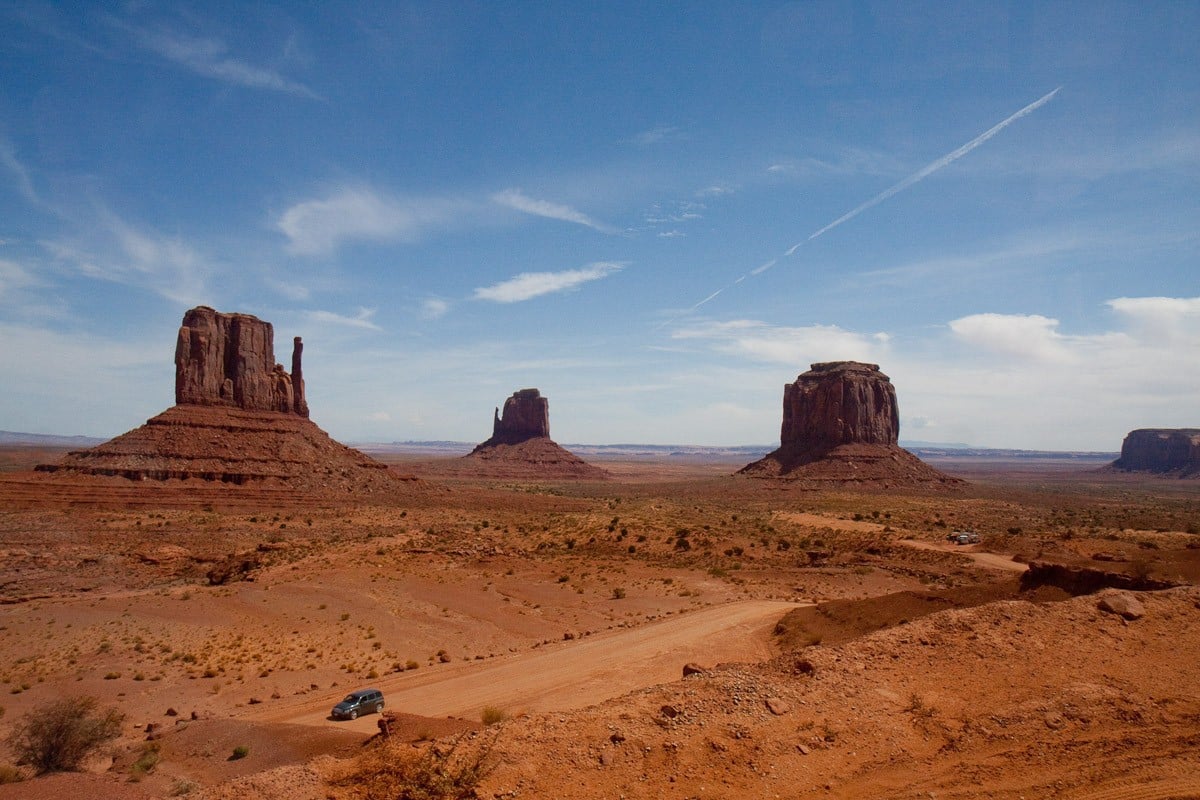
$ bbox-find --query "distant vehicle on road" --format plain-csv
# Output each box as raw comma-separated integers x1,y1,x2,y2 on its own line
954,530,981,545
331,688,384,720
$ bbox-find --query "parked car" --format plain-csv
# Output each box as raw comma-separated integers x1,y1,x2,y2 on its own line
954,530,981,545
331,688,385,720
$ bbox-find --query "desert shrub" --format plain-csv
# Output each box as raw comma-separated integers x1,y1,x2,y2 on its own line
0,763,23,784
7,695,124,774
168,778,198,796
344,732,496,800
480,706,508,726
611,587,626,599
229,745,250,760
130,742,161,780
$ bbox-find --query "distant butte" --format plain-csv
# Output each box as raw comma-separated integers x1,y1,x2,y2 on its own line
37,306,402,493
1109,428,1200,478
739,361,962,486
465,389,608,479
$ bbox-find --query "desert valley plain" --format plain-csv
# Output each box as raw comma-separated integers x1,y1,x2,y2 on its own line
0,310,1197,800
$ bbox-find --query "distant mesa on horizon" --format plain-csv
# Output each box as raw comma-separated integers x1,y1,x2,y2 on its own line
740,361,963,486
36,306,402,493
464,388,608,479
1109,428,1200,478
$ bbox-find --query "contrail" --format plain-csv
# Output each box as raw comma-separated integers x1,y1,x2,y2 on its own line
785,86,1060,255
660,87,1061,326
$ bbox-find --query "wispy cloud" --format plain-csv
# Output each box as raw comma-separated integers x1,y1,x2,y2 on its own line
492,189,614,233
277,187,468,256
767,146,905,178
473,261,624,303
0,137,39,205
41,210,213,305
0,257,39,301
672,319,890,365
124,24,321,99
305,307,381,331
630,124,683,146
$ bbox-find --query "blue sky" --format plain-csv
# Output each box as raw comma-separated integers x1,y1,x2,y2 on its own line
1,1,1197,450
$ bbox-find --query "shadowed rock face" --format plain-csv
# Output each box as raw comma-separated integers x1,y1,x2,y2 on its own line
489,388,550,445
780,361,899,450
175,306,307,417
1112,429,1200,477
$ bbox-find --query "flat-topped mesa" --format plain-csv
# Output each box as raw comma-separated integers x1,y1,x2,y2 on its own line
781,361,899,451
1111,429,1200,477
489,388,550,445
175,306,308,417
740,360,961,485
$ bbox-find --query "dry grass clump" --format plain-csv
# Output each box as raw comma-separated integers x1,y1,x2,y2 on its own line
338,732,496,800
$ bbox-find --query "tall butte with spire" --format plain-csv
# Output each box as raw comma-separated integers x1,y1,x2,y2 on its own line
740,361,961,486
465,388,608,478
38,306,398,493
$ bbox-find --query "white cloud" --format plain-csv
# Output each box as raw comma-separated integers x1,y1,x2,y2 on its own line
947,313,1074,362
671,319,889,366
1106,295,1200,341
492,189,614,233
304,307,381,331
126,25,321,98
367,411,391,422
277,187,467,256
473,262,623,303
420,297,450,319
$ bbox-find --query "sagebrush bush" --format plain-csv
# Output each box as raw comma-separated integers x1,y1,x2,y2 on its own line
7,695,124,774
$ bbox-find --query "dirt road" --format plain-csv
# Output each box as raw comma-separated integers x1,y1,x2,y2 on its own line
244,599,800,734
898,538,1028,572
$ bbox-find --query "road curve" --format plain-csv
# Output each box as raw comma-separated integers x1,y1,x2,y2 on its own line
244,599,801,734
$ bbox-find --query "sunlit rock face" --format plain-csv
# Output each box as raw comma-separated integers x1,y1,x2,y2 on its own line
174,306,307,417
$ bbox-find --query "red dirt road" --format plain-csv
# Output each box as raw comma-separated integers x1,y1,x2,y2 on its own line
244,599,801,734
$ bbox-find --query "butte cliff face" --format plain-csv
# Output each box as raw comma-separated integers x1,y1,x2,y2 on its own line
466,389,607,479
740,361,960,485
1110,429,1200,477
488,388,551,445
175,306,308,416
38,306,398,493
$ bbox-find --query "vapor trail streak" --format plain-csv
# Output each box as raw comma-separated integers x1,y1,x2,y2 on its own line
658,88,1061,330
783,87,1060,255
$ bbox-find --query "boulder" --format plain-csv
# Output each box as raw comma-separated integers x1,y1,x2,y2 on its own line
1097,590,1146,620
1110,429,1200,477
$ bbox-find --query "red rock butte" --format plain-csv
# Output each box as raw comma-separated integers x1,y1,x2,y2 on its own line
740,361,961,486
466,389,608,479
1110,428,1200,478
36,306,400,493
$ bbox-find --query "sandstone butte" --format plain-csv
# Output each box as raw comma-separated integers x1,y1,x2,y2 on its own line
466,388,609,479
37,306,401,493
740,361,962,485
1110,428,1200,478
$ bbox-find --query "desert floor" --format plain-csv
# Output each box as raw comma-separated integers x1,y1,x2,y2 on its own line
0,446,1197,799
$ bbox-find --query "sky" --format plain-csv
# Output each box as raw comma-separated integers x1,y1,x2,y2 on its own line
0,1,1197,451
